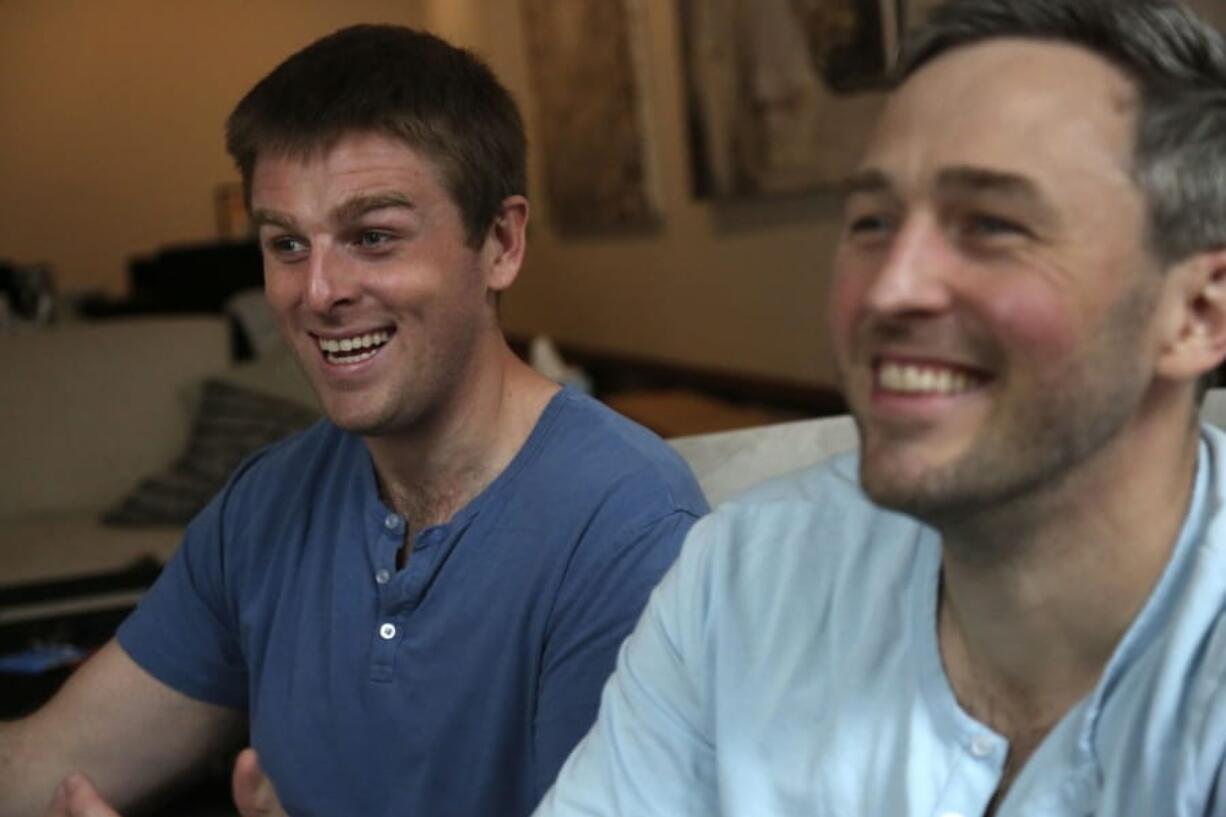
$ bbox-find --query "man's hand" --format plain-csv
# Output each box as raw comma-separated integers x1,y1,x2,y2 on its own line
231,748,286,817
40,750,287,817
44,772,120,817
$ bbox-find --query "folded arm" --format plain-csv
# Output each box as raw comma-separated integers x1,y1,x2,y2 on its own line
0,638,244,817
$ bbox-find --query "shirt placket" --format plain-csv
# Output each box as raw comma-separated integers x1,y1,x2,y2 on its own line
369,512,450,682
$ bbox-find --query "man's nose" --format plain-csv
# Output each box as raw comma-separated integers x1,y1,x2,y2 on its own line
862,215,954,319
305,247,360,313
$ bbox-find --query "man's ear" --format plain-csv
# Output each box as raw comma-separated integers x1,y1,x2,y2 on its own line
1156,249,1226,383
482,195,529,294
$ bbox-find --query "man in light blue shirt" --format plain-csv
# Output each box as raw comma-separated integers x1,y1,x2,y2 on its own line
535,0,1226,814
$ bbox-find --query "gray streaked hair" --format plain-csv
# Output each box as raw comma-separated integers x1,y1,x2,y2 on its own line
900,0,1226,267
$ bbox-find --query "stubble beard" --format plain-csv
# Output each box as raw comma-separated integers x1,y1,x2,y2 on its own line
857,373,1141,532
852,283,1158,533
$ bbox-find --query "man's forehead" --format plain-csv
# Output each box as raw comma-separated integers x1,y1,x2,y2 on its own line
249,131,448,207
856,37,1140,193
844,165,1043,200
250,131,444,182
899,36,1138,95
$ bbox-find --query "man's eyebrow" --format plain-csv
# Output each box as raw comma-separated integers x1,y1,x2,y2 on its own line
840,169,895,198
841,166,1050,201
935,166,1045,204
250,209,298,232
332,192,415,224
249,193,415,233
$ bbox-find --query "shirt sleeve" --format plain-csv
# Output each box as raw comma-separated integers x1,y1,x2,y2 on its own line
531,505,700,799
116,478,249,709
533,513,721,817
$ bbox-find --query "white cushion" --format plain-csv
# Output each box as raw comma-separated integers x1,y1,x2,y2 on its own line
669,415,858,506
671,387,1226,507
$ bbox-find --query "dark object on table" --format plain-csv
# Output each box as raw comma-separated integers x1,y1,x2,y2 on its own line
0,556,163,718
0,260,56,325
75,240,265,358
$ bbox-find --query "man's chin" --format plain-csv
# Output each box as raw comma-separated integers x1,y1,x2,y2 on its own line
858,450,974,523
316,399,388,437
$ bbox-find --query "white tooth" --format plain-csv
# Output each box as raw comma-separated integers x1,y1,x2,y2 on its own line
321,338,339,353
894,365,909,390
878,360,980,394
902,366,924,391
894,365,910,391
933,369,952,394
339,338,352,352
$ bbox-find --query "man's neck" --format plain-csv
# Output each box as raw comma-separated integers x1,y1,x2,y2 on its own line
364,340,560,532
935,396,1201,788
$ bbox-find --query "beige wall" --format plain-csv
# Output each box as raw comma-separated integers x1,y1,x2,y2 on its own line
6,0,1225,388
446,0,861,387
0,0,427,298
447,0,1226,388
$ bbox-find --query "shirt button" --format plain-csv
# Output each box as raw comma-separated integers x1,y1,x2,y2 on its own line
970,734,994,758
375,568,391,585
379,622,397,640
384,513,401,530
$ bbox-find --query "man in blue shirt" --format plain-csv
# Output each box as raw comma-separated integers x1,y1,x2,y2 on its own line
534,1,1226,815
0,25,706,817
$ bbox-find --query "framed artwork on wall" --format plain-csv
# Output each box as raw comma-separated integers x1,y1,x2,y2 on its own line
521,0,662,234
214,182,250,240
680,0,902,198
899,0,946,33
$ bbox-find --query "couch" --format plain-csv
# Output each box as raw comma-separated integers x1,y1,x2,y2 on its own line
1,317,232,585
0,313,326,585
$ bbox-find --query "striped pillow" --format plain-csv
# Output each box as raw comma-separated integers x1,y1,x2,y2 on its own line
102,378,319,526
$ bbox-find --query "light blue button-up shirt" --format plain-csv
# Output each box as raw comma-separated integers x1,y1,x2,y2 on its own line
535,426,1226,816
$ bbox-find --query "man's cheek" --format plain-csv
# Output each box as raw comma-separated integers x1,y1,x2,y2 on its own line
982,283,1079,361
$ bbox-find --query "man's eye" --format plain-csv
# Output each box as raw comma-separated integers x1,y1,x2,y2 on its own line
844,212,896,240
356,230,394,250
962,214,1029,238
269,236,308,256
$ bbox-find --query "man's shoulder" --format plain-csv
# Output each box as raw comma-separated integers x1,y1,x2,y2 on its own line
710,451,884,529
724,450,865,506
535,388,708,514
682,453,929,594
219,418,360,508
546,388,686,466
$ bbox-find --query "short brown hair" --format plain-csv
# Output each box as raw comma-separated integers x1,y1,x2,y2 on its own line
226,24,527,247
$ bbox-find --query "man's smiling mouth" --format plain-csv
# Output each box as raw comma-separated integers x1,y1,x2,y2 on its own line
314,329,394,364
875,360,985,396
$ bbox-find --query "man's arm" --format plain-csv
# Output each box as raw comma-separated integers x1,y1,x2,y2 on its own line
0,638,244,817
533,513,719,817
531,510,698,795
